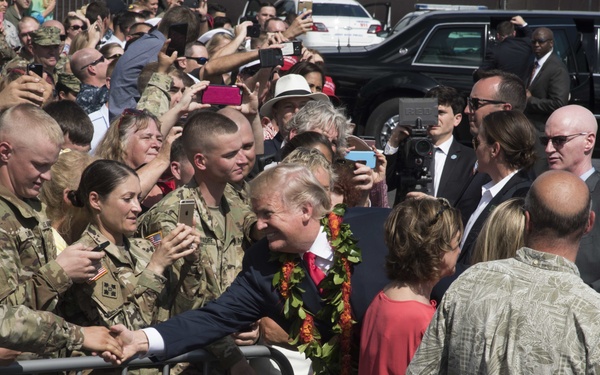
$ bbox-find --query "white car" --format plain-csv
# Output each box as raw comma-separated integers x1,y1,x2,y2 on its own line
239,0,385,48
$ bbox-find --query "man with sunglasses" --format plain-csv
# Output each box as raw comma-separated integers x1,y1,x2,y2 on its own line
525,27,570,177
544,105,600,293
71,48,111,114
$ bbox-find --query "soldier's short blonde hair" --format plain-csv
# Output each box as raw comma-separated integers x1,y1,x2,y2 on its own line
0,104,64,146
249,163,331,220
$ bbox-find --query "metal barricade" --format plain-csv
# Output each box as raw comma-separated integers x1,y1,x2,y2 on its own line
1,345,295,375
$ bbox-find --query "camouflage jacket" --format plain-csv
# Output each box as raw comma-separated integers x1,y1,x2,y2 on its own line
0,184,71,311
76,84,108,114
61,224,166,330
0,54,31,76
137,179,252,312
136,72,172,118
0,304,84,354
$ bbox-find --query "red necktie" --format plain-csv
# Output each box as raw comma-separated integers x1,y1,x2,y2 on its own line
303,252,326,287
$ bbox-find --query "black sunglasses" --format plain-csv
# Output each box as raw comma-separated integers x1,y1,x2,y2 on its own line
70,24,88,31
540,132,588,147
531,38,551,45
467,97,506,111
185,56,209,65
80,55,105,70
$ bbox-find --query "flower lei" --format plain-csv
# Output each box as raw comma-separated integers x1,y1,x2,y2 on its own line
270,204,362,375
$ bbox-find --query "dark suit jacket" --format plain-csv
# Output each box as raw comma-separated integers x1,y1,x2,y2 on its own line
525,53,570,131
432,169,532,304
387,138,476,206
478,26,534,83
576,170,600,292
152,207,391,360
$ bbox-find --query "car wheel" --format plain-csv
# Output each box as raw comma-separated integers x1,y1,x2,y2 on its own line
365,98,400,149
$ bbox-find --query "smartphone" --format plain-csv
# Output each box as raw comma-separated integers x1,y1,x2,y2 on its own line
178,199,195,227
346,150,376,168
92,241,110,252
298,0,313,16
27,63,43,76
200,85,243,106
281,41,302,56
259,48,284,68
166,23,188,57
247,23,261,38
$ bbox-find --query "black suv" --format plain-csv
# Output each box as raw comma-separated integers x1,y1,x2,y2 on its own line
320,10,600,149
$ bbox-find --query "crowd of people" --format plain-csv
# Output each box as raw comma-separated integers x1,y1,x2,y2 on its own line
0,1,598,375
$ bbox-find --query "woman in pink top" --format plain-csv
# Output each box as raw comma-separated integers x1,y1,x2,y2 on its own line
359,197,463,375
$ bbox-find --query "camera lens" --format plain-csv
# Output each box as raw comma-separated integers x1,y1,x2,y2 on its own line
413,139,432,157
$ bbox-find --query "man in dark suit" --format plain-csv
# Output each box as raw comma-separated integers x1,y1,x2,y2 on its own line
544,104,600,291
106,164,391,370
386,86,476,205
525,27,570,177
475,15,533,83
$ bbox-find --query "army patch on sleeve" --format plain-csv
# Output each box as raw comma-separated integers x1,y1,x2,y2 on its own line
145,231,163,248
102,282,118,299
87,266,108,284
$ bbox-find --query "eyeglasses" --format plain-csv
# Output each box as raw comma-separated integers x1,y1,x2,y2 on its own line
70,24,88,31
539,132,588,147
532,38,551,45
107,53,122,59
472,136,481,149
185,56,209,65
80,55,105,70
467,97,506,111
429,197,451,226
116,108,145,129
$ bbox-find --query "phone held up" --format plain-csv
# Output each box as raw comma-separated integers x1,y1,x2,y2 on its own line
27,63,43,77
166,23,188,57
200,85,243,106
177,199,195,227
259,48,284,68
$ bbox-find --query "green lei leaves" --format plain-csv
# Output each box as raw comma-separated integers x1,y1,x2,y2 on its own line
270,204,362,374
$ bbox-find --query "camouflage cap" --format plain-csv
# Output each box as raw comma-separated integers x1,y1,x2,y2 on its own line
31,26,61,46
58,73,81,93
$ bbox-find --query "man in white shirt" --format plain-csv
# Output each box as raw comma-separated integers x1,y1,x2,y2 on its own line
385,86,476,205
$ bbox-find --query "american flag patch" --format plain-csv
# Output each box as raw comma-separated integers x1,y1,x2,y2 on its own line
146,231,163,248
87,267,108,284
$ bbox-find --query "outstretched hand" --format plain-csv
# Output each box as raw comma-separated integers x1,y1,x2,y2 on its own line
101,325,149,365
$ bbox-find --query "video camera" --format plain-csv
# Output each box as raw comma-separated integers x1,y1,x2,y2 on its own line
396,98,437,193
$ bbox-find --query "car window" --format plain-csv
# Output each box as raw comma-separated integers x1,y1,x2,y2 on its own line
415,26,485,67
313,3,370,18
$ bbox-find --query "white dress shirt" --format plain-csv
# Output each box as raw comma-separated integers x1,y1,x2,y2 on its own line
432,137,453,197
460,170,519,249
141,226,332,357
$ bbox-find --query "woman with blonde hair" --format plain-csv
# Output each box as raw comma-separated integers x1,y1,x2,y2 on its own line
39,150,95,252
95,108,179,210
471,197,525,264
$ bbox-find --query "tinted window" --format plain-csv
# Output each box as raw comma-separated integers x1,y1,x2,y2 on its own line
313,3,370,18
415,26,484,67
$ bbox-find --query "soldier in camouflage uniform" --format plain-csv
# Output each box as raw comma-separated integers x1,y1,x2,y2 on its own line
56,72,81,101
0,304,123,360
0,16,38,76
61,159,199,373
137,112,258,373
0,105,105,312
29,25,62,86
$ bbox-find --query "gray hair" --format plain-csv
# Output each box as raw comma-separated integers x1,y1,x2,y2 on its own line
286,100,350,155
249,163,331,219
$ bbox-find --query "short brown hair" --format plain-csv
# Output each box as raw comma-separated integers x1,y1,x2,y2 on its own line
384,198,463,283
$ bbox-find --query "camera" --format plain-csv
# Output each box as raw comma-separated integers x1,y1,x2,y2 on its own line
396,98,436,194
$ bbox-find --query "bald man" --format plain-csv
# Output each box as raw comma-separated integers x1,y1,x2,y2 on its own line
545,105,600,291
71,48,111,114
409,170,600,373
